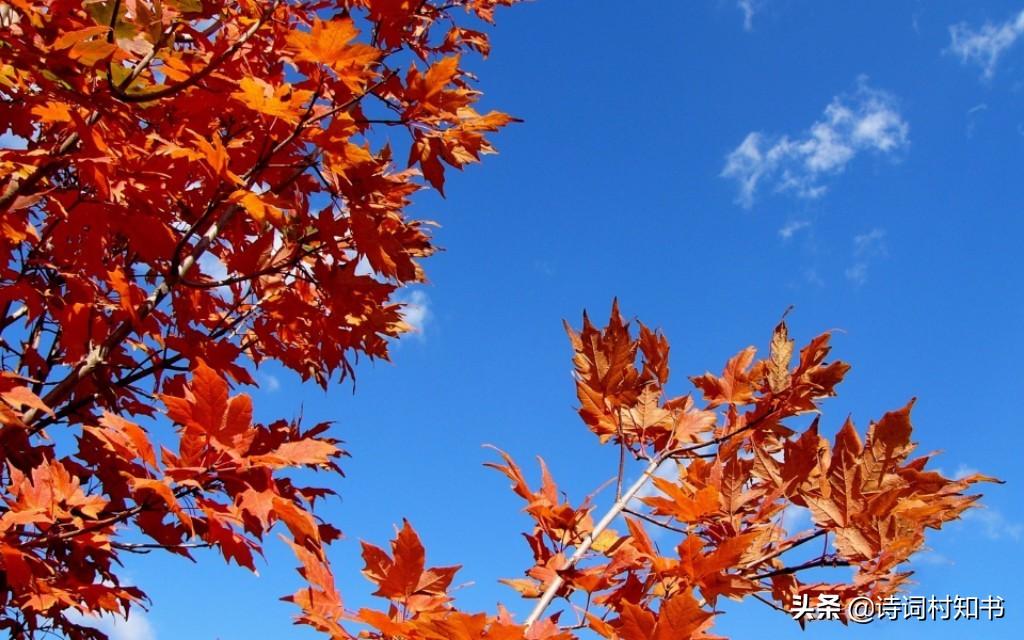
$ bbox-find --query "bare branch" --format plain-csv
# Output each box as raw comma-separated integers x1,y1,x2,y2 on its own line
523,455,667,629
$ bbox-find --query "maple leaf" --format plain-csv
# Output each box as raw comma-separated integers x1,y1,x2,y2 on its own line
230,189,286,226
613,591,714,640
766,321,793,394
162,359,256,459
1,385,54,418
861,399,915,491
626,386,673,437
131,478,193,532
252,439,341,468
287,18,379,89
779,418,823,498
671,400,718,445
641,478,719,524
283,537,347,637
232,77,314,124
87,412,158,468
52,25,117,66
564,302,643,443
691,347,757,408
361,519,460,607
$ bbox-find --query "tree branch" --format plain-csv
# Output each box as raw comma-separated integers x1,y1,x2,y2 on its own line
750,554,850,580
109,4,276,103
622,507,687,535
523,455,666,628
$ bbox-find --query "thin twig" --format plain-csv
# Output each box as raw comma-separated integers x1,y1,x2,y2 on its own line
751,592,789,614
753,529,827,568
622,507,687,535
751,555,851,581
113,541,213,554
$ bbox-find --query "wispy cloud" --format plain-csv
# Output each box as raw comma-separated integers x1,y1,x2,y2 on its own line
70,610,156,640
398,290,431,340
803,267,825,288
722,79,909,208
845,228,887,286
852,227,886,256
948,10,1024,79
737,0,759,31
912,550,954,566
954,464,980,480
259,372,281,392
844,263,868,286
963,507,1023,541
966,103,988,138
778,219,811,240
533,259,555,277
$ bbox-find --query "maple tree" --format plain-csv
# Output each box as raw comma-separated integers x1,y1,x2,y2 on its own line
0,1,997,639
0,0,519,637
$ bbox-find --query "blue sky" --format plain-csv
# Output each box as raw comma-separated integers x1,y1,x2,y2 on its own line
92,1,1024,638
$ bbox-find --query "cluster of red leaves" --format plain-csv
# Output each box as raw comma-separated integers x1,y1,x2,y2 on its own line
295,303,995,640
482,303,996,637
0,0,995,638
353,520,574,640
0,0,519,637
2,361,345,638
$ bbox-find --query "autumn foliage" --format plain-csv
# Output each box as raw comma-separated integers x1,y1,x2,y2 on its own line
0,1,996,639
297,304,994,640
484,306,996,637
331,306,994,640
1,0,518,636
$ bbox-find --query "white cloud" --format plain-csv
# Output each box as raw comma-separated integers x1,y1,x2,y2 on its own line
70,610,156,640
966,103,988,138
844,263,868,286
194,252,231,299
722,79,909,208
852,227,886,257
398,289,431,339
778,219,810,240
845,228,887,286
912,550,953,566
803,267,825,287
954,464,980,480
963,507,1023,541
737,0,758,31
259,372,281,392
948,10,1024,79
